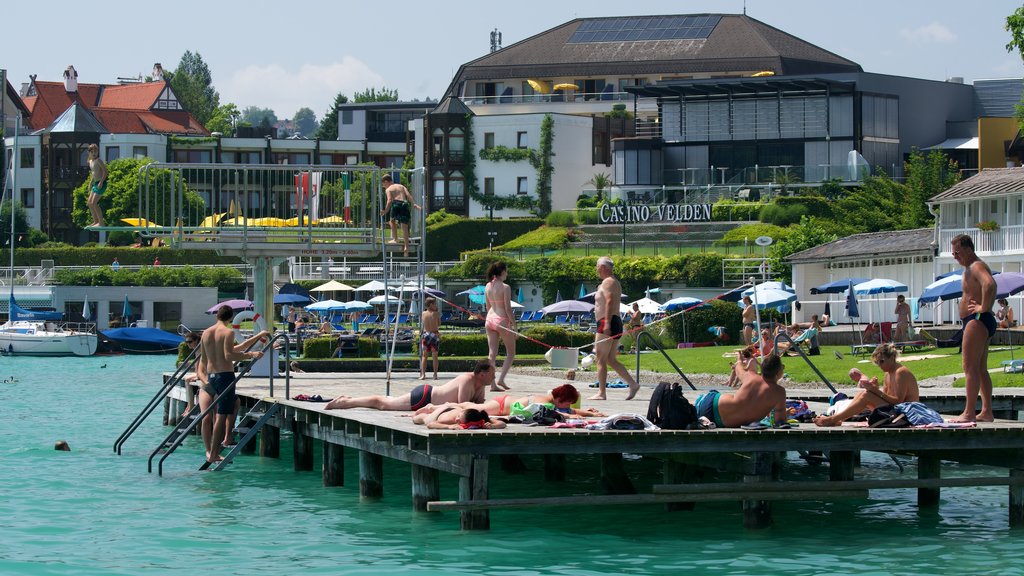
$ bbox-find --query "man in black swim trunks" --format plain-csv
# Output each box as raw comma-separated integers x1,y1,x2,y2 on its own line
951,234,997,422
589,257,639,401
379,174,420,257
325,361,492,411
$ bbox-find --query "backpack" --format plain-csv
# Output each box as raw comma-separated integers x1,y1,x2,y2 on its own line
646,382,698,430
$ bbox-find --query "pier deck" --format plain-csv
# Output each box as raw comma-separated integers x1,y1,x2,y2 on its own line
161,371,1024,530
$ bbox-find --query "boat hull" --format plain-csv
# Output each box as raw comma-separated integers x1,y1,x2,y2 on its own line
0,332,98,356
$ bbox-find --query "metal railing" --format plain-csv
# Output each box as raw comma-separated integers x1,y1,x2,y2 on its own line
633,330,696,390
150,332,290,475
938,224,1024,256
773,332,836,394
114,345,200,454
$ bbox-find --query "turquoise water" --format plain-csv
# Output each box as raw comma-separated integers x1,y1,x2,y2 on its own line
2,356,1024,576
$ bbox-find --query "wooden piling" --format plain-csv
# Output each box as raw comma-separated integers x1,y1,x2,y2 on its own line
359,451,384,498
411,464,440,512
918,454,941,507
260,425,280,458
663,460,696,512
544,454,566,482
323,442,344,487
829,451,855,481
1011,469,1024,527
600,453,636,495
742,452,775,529
292,422,314,471
459,457,489,530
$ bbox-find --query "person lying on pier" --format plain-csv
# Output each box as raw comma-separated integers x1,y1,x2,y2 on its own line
694,352,787,428
324,360,492,411
813,343,920,427
414,383,605,419
415,406,507,430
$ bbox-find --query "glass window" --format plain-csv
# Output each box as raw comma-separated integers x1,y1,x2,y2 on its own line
133,146,148,159
172,149,212,163
341,110,353,125
517,177,528,195
517,132,528,149
484,133,495,149
20,148,34,169
484,177,495,196
21,188,34,208
105,147,120,162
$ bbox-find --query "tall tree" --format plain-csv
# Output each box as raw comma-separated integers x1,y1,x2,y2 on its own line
206,103,241,135
904,148,960,228
292,107,317,137
1005,7,1024,130
353,87,399,103
316,92,349,140
168,51,220,126
240,106,278,128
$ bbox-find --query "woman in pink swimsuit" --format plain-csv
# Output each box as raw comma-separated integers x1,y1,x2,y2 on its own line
485,261,516,391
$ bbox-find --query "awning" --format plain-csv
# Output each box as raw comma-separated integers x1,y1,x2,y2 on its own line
923,137,978,150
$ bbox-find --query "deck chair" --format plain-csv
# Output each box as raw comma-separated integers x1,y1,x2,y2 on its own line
519,310,533,322
554,314,569,325
785,327,820,355
531,311,545,321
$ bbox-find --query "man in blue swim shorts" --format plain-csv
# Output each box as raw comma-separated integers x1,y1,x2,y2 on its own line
85,143,108,227
950,234,997,422
325,361,492,410
694,352,788,428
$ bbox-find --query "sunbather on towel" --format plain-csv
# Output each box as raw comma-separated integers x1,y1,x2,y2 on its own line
694,351,787,428
325,361,491,410
814,343,919,427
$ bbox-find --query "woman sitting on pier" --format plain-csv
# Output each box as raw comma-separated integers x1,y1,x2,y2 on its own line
813,343,919,427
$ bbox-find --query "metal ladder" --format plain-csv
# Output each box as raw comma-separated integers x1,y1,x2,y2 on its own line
202,399,282,472
114,347,200,455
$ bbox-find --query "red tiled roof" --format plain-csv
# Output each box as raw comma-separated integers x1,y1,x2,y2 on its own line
23,79,207,136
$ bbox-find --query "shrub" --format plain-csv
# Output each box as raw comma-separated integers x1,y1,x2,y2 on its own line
500,226,569,251
426,208,461,227
712,200,762,222
715,223,792,246
52,265,244,291
575,194,601,209
665,299,742,344
546,211,575,227
425,218,544,261
759,203,806,227
776,195,833,220
0,246,241,267
575,208,602,224
302,336,336,359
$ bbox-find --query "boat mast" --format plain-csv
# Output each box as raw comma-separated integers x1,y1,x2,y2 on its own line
9,113,18,286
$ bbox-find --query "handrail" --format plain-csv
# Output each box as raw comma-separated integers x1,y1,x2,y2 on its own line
151,332,290,475
114,345,200,454
773,333,837,394
633,330,696,390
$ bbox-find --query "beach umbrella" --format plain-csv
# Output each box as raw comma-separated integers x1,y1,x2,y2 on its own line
919,274,962,304
279,283,311,298
935,269,961,280
274,293,310,305
846,280,860,318
555,290,563,302
996,272,1024,298
311,280,356,292
538,300,595,316
122,295,133,320
553,83,579,91
510,300,525,309
368,294,401,306
341,300,373,311
810,278,871,295
355,280,389,292
455,285,485,297
717,283,753,303
120,217,161,228
526,79,550,94
742,281,794,297
853,278,908,295
630,297,663,315
82,294,92,322
578,283,587,299
738,288,797,311
207,299,254,314
660,296,706,312
305,299,346,312
516,287,524,303
412,288,446,298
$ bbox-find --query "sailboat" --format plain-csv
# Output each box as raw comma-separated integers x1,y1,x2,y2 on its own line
0,113,97,356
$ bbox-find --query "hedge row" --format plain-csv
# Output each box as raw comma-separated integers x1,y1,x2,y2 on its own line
302,336,379,358
53,266,244,291
425,217,544,261
418,325,594,356
2,247,242,267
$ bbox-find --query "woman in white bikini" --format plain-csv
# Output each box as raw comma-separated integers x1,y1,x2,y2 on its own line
484,261,516,391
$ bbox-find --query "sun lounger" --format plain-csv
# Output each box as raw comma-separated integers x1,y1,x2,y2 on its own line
1002,359,1024,373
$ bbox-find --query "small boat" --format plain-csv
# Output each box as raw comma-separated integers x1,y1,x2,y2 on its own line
0,297,98,357
100,327,184,355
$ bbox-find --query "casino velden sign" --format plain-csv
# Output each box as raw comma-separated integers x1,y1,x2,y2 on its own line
599,203,713,224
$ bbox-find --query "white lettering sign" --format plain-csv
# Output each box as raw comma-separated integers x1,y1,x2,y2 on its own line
599,203,712,224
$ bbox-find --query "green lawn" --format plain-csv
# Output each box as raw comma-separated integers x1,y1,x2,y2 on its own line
624,344,1024,388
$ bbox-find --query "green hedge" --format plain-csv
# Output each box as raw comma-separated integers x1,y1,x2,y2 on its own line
425,218,544,261
302,336,379,358
776,195,833,220
545,211,575,227
711,200,762,222
53,265,244,291
575,208,602,224
1,246,242,267
498,226,569,251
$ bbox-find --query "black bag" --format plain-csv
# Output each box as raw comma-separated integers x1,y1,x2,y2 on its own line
646,382,698,430
529,406,564,426
868,406,910,428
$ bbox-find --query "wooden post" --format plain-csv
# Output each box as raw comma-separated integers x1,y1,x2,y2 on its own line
323,442,344,487
292,422,313,471
917,454,941,507
459,457,489,530
500,455,528,474
1011,469,1024,528
162,397,171,426
544,454,566,482
359,451,384,498
167,399,181,426
663,460,698,512
259,425,280,458
742,452,774,529
830,451,855,482
600,453,636,495
411,464,440,512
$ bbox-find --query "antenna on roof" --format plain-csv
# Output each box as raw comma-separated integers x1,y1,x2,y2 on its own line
743,0,747,15
490,28,502,53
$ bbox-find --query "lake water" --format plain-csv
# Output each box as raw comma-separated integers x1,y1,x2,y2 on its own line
1,355,1023,575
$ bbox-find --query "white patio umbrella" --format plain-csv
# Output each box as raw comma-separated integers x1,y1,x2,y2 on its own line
356,280,389,292
630,297,663,315
305,299,346,312
367,294,401,305
310,280,356,292
852,278,908,326
341,300,373,311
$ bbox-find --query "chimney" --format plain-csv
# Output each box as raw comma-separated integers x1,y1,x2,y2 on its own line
946,76,964,84
63,65,78,92
152,63,164,81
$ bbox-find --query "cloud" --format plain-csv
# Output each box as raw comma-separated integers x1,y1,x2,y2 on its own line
898,22,957,44
220,58,385,118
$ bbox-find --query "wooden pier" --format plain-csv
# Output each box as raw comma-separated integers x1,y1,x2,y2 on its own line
161,371,1024,530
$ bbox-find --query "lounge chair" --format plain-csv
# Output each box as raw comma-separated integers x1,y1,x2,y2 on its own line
520,310,534,322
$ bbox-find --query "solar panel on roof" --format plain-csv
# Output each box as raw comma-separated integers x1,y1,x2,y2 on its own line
568,15,721,43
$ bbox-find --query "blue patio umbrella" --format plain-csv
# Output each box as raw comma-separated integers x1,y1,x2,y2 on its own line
996,272,1024,298
846,280,860,318
555,290,563,302
516,286,524,303
810,278,871,294
122,295,133,320
660,296,706,312
919,274,962,304
274,293,311,305
456,285,486,306
578,283,587,299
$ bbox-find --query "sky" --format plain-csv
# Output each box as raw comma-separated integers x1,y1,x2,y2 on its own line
3,0,1023,122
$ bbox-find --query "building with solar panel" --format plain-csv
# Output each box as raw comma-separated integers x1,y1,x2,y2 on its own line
417,13,1019,218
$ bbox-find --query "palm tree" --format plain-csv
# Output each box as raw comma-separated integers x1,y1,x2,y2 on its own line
585,172,611,201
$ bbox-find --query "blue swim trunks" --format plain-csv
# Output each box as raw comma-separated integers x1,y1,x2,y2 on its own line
963,312,997,339
694,390,725,428
208,371,236,415
91,181,107,196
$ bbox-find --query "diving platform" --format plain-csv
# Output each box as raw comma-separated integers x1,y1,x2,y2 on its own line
154,371,1024,532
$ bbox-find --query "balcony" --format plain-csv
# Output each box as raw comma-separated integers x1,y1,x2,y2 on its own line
937,225,1024,257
